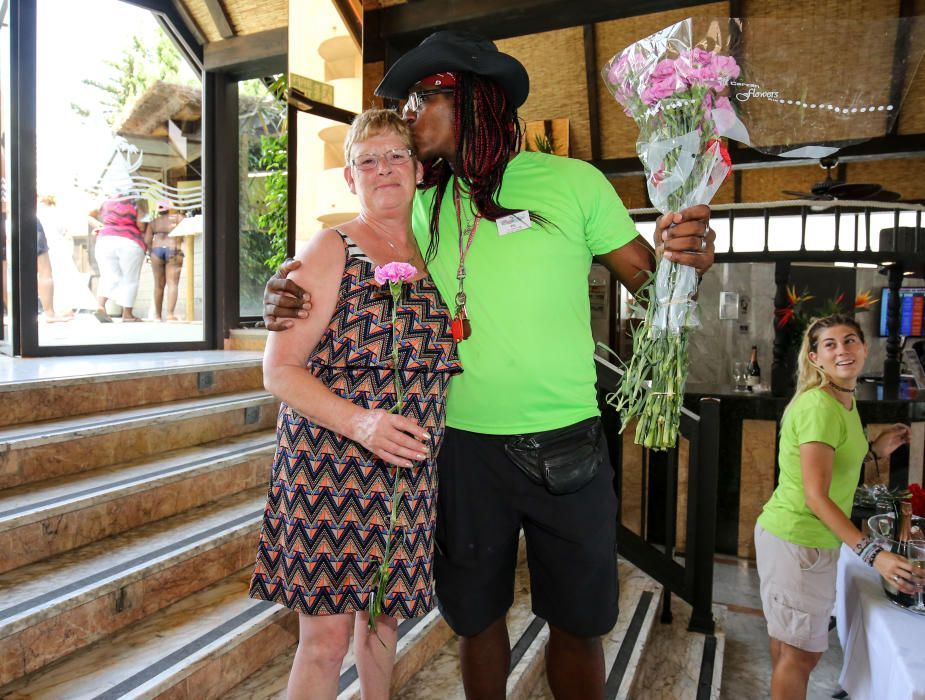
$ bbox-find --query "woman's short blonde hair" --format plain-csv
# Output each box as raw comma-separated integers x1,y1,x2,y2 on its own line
343,108,414,163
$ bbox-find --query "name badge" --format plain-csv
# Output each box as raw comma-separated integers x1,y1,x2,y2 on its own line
496,211,532,236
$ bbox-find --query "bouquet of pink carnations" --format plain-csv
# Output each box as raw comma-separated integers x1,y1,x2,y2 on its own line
602,19,749,450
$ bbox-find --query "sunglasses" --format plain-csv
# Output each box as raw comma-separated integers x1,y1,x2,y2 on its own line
402,87,454,115
350,147,414,171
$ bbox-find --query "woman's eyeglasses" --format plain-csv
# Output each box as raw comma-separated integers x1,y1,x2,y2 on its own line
350,148,414,171
402,88,454,116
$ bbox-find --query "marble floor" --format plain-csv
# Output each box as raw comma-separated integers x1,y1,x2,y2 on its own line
713,555,845,699
37,313,204,347
0,349,261,385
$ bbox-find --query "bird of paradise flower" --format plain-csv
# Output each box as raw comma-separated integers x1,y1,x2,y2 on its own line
776,286,877,331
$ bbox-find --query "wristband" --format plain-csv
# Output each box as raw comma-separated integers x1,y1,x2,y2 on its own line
854,535,873,555
855,537,885,567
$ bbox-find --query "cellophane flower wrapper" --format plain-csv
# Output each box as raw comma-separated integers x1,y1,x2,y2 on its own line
602,19,749,449
600,16,925,450
603,21,750,336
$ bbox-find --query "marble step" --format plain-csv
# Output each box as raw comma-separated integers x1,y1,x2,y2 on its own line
0,570,298,700
0,488,267,687
0,431,274,573
0,389,277,489
630,600,726,700
224,606,454,700
396,559,662,700
0,357,263,428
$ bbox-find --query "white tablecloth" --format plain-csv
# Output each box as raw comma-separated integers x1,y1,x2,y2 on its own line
836,544,925,700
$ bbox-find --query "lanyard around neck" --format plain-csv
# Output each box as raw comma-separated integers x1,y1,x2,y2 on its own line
451,180,480,341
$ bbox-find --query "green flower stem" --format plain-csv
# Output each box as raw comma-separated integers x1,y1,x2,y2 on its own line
368,282,406,637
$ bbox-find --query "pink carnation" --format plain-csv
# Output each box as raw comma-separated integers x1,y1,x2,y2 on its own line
374,261,417,285
712,54,740,80
641,58,682,105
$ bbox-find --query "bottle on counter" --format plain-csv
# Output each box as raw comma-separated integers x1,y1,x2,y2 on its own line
746,345,761,391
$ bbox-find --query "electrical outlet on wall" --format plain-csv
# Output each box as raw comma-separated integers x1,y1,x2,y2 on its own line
739,323,750,334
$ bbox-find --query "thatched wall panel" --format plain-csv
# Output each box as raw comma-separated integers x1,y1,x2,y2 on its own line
741,164,821,203
848,158,925,202
180,0,221,43
224,0,288,35
497,28,591,159
739,1,904,147
610,176,649,211
594,3,728,161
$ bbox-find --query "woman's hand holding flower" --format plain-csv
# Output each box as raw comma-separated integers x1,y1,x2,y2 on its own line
348,408,429,468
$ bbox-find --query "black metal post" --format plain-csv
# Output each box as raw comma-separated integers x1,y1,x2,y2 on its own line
686,398,720,634
884,264,904,387
771,260,792,397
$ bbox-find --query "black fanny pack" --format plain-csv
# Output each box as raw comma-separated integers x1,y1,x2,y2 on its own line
504,417,604,495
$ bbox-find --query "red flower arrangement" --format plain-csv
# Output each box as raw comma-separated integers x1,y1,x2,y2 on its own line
910,483,925,517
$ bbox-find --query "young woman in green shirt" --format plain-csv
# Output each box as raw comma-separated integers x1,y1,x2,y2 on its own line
755,313,921,700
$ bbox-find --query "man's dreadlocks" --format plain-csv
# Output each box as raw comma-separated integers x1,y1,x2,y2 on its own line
420,72,546,263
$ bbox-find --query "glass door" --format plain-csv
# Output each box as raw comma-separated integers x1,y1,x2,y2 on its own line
238,76,286,320
1,0,12,354
28,0,207,351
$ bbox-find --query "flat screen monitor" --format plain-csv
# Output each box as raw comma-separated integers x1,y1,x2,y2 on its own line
879,287,925,337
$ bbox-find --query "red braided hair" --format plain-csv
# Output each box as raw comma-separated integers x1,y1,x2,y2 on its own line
421,73,548,262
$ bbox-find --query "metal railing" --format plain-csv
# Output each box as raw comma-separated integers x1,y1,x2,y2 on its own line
596,356,721,634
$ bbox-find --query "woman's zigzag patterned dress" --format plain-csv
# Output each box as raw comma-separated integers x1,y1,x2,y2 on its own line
249,245,461,618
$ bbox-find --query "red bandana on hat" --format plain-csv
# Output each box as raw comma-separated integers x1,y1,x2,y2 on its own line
415,72,457,90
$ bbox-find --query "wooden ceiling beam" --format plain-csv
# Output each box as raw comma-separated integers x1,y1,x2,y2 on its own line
593,135,925,177
203,0,235,39
583,24,601,161
332,0,362,51
364,0,708,61
204,27,287,78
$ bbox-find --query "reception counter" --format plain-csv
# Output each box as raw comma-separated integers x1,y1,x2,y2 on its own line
616,382,925,559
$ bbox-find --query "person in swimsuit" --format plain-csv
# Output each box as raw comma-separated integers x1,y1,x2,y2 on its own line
145,201,185,321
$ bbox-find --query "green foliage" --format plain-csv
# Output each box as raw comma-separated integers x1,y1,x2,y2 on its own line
533,133,554,154
73,26,193,127
257,132,289,271
253,75,289,271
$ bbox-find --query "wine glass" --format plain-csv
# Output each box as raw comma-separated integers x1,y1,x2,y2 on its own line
732,362,747,392
908,540,925,611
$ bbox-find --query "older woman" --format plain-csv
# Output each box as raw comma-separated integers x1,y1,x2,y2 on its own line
249,109,460,700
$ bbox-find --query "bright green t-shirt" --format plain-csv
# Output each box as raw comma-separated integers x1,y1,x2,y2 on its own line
758,388,867,549
412,151,638,434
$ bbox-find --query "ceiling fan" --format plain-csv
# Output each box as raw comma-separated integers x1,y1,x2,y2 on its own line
782,155,902,202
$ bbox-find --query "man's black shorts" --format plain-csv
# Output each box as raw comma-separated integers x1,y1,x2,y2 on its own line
433,424,619,638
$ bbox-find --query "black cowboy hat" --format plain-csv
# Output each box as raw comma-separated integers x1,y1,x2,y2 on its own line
375,30,529,107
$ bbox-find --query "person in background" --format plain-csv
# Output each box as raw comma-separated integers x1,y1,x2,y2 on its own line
145,200,185,321
755,313,921,700
249,109,461,700
36,194,73,323
261,31,715,700
90,193,147,323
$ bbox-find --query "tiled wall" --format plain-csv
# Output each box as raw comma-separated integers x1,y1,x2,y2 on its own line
688,262,908,385
688,262,776,385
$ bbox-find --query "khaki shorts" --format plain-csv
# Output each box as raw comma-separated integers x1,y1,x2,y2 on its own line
754,523,839,652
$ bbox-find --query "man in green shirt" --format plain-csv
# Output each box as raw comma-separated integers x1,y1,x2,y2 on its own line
264,31,715,700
